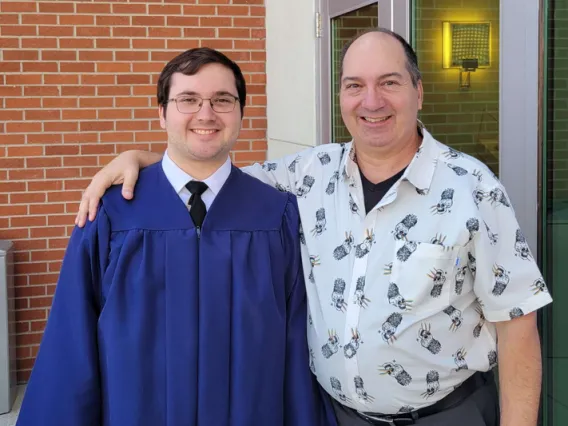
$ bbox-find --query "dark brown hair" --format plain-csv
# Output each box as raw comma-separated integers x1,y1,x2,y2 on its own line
157,47,247,117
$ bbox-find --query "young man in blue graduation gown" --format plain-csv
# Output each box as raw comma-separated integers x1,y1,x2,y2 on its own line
17,48,336,426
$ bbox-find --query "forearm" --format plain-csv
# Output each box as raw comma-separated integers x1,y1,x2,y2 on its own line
497,313,542,426
134,150,163,168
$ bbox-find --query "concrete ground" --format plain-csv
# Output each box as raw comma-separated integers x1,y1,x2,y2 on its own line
0,386,25,426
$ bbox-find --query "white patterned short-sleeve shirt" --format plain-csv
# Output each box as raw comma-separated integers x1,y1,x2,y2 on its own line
244,128,552,415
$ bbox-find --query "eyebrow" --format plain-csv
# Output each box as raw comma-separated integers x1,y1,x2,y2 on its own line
341,72,404,84
174,90,238,98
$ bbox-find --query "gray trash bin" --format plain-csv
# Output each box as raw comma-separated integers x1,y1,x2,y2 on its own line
0,240,16,414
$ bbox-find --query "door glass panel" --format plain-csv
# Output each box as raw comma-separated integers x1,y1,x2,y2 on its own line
330,3,378,143
412,0,500,176
543,1,568,425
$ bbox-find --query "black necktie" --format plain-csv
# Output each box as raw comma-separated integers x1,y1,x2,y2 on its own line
186,181,208,228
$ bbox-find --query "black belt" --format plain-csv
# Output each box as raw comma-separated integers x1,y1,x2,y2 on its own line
355,370,494,426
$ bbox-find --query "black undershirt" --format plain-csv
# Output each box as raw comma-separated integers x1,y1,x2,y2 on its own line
360,168,407,214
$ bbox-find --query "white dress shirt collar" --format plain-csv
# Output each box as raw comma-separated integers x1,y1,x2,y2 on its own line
161,150,232,209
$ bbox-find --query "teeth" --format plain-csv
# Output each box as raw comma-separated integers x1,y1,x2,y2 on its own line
364,116,389,123
193,129,217,135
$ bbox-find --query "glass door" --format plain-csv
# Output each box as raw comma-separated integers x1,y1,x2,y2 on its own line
317,0,410,144
542,1,568,425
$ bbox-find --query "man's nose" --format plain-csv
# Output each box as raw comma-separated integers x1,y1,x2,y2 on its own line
360,88,386,111
195,99,216,120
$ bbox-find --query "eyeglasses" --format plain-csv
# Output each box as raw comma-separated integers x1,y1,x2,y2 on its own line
166,95,240,114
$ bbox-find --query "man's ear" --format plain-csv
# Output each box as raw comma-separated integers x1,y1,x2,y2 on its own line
159,104,166,129
416,80,424,111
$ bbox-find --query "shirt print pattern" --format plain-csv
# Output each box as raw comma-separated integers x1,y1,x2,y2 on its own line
244,128,552,414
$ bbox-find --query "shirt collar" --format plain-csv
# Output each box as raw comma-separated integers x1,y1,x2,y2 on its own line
161,150,232,197
341,123,441,194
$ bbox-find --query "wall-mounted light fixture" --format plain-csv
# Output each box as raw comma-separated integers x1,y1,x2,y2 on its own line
443,22,491,90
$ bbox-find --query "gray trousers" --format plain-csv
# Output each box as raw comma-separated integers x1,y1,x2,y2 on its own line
331,377,499,426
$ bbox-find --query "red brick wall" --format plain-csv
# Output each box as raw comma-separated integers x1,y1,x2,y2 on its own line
0,0,266,382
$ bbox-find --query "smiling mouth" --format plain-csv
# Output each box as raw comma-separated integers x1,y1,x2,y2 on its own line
191,129,218,135
361,116,391,123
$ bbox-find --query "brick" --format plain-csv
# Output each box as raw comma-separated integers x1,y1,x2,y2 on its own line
47,191,81,203
201,39,232,49
11,216,47,227
81,74,115,85
116,97,150,107
183,5,216,15
10,192,46,204
62,110,97,120
116,121,149,131
7,146,44,156
30,204,64,216
24,85,60,96
42,97,78,108
0,14,18,24
1,25,37,36
167,16,200,26
59,15,94,25
80,121,115,132
0,62,20,72
17,309,47,321
149,27,181,38
0,37,19,47
115,51,149,62
45,167,81,179
149,5,181,14
9,168,45,180
59,38,93,48
48,239,69,249
17,332,43,346
22,62,58,72
7,122,42,133
219,28,250,38
3,50,39,61
30,226,65,238
0,228,29,239
30,297,54,309
61,86,95,96
0,110,23,120
132,16,164,26
42,50,77,61
1,1,37,12
79,97,114,108
76,3,111,14
25,110,61,121
45,145,79,156
0,134,26,145
113,27,147,37
100,132,134,142
38,2,74,13
234,17,264,28
135,132,166,142
112,4,147,14
98,108,132,119
183,27,216,38
81,144,115,155
95,16,130,26
27,133,62,144
96,62,131,73
133,85,155,96
200,17,232,27
97,86,131,96
0,205,27,216
38,25,74,36
28,181,62,191
95,38,130,49
235,40,264,50
133,39,165,49
76,26,111,37
218,6,250,16
44,122,78,132
0,85,23,96
63,132,98,143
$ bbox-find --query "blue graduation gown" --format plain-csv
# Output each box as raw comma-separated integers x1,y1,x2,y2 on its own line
17,164,336,426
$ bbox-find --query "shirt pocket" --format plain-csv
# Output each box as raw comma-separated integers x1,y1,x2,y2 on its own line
389,240,459,317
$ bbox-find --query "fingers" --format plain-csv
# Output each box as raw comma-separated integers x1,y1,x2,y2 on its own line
121,168,139,200
75,193,90,227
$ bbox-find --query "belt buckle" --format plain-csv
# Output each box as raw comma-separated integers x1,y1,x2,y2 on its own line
360,412,396,426
360,412,414,426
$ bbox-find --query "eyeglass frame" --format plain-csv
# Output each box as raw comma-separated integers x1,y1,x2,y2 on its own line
165,94,240,114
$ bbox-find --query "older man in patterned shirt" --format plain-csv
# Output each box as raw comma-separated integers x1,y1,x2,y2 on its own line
76,30,551,426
